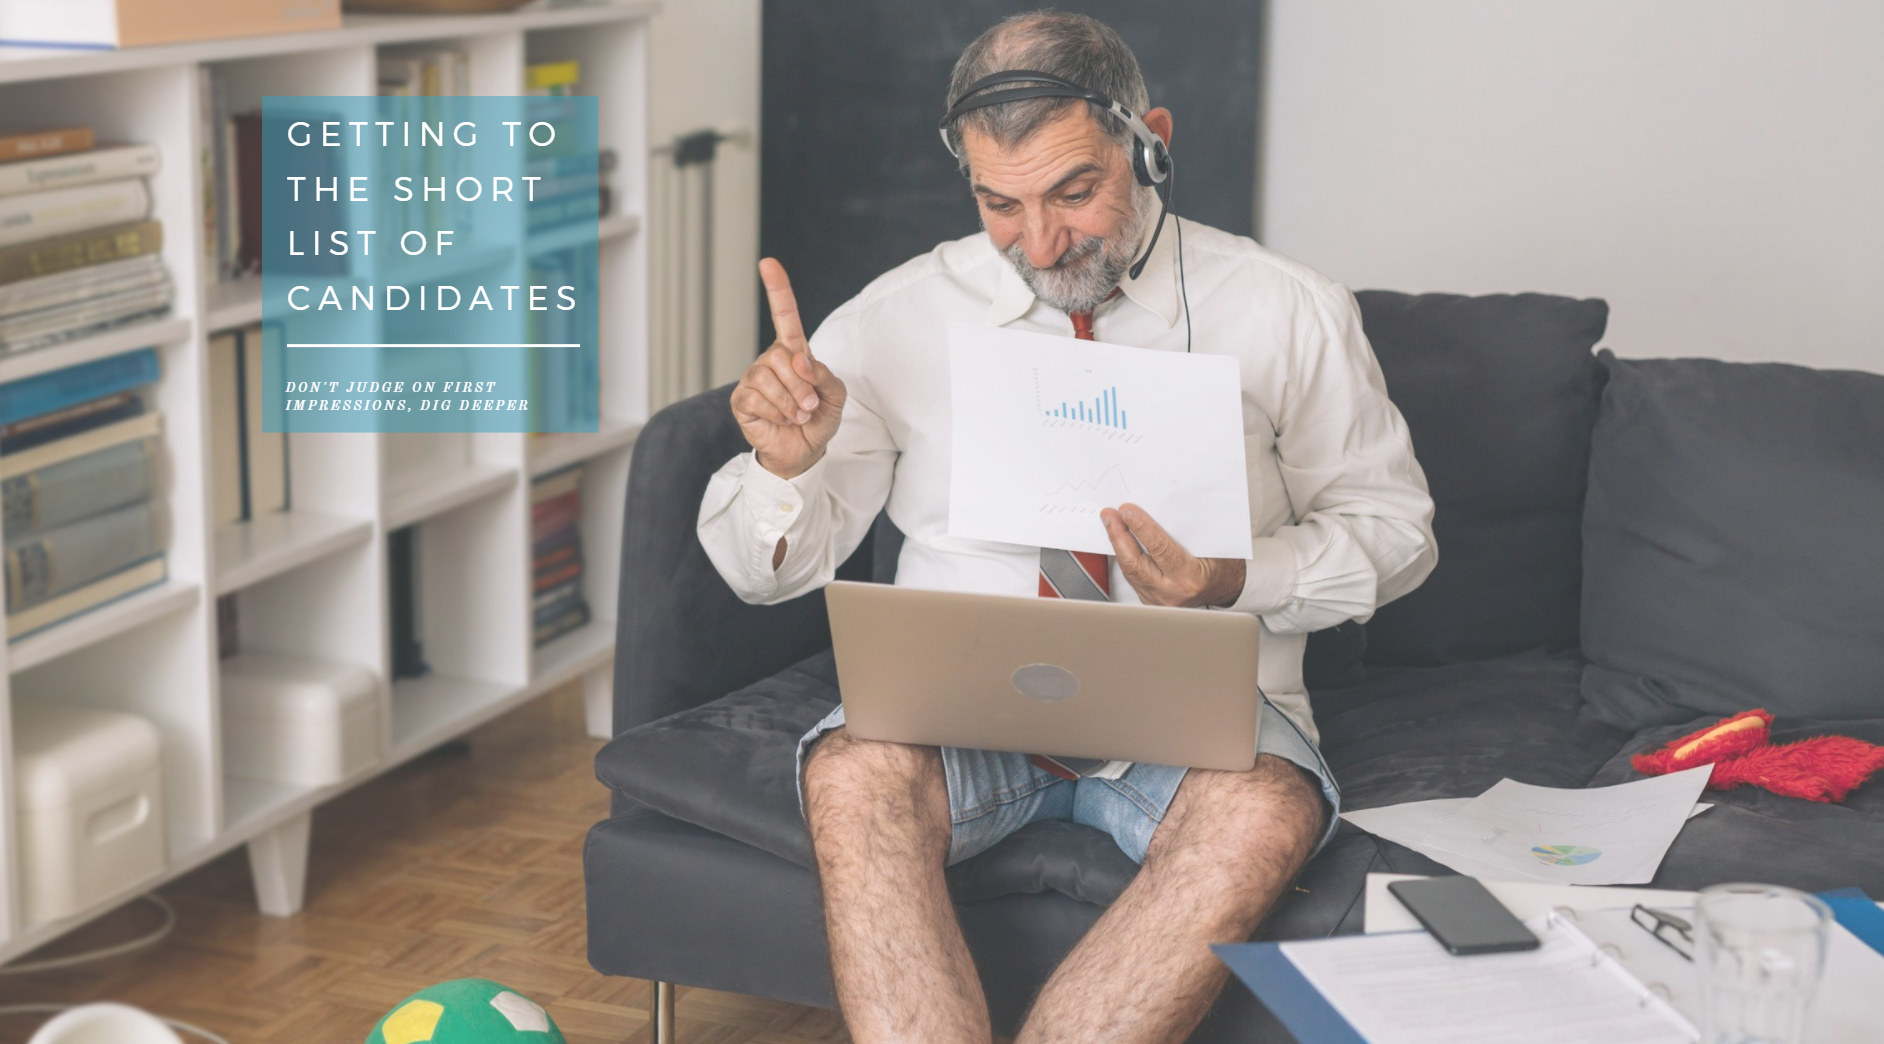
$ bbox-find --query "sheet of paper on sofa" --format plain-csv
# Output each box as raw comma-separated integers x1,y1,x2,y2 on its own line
946,322,1251,558
1268,914,1692,1044
1340,765,1712,884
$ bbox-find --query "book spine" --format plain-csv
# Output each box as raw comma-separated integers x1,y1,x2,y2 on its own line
0,279,172,341
531,579,581,612
0,219,163,287
532,561,582,594
0,347,161,426
533,591,587,626
2,438,155,537
0,144,162,200
0,256,165,318
0,128,94,164
0,178,151,251
5,499,161,610
533,602,590,646
0,398,142,455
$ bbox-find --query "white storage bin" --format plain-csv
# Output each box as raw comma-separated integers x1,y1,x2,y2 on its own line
14,702,165,925
220,653,379,786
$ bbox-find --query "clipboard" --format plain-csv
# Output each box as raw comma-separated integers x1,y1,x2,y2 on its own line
1210,940,1368,1044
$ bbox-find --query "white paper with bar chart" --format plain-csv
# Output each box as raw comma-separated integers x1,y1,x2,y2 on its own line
947,323,1251,559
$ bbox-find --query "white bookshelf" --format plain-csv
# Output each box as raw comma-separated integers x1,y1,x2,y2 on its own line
0,2,652,961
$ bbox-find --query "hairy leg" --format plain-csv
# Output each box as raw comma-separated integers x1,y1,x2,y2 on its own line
1016,755,1326,1044
803,727,990,1044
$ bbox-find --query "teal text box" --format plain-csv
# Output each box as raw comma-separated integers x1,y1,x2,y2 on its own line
260,95,601,432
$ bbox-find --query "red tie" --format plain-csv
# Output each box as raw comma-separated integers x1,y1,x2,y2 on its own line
1031,305,1113,781
1038,305,1112,602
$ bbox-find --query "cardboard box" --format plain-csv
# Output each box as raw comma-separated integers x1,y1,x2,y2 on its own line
0,0,340,50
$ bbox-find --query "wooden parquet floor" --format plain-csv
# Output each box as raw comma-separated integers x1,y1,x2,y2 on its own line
0,684,852,1044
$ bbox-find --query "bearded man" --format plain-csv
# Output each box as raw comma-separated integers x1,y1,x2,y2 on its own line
698,11,1436,1043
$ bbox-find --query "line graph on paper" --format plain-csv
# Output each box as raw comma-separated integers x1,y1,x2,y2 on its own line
1039,463,1131,514
1034,366,1146,443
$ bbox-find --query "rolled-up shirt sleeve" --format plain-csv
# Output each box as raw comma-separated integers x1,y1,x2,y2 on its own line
697,309,898,605
1225,283,1437,633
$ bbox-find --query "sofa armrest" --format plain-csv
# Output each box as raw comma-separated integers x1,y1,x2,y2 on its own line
610,384,873,735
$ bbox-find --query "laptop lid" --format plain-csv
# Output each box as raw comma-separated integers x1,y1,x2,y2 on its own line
826,580,1261,771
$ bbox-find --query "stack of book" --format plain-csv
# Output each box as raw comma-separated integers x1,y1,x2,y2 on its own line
207,323,289,526
524,59,610,230
379,47,474,242
1,348,167,639
0,127,171,355
526,247,601,433
531,466,589,646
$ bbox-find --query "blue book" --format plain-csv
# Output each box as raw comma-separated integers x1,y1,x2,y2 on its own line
0,347,159,425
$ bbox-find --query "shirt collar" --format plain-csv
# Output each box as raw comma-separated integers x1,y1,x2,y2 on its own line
983,210,1182,330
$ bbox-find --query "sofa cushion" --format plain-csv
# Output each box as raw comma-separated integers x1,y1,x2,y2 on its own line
1586,716,1884,895
594,650,1142,906
1579,354,1884,728
1353,291,1607,667
1317,651,1632,811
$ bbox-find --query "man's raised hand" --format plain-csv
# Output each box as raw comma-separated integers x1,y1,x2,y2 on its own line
733,258,848,479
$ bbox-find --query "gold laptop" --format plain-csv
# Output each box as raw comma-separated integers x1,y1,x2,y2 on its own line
825,580,1261,771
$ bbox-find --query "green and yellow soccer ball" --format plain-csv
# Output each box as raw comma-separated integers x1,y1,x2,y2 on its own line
366,979,566,1044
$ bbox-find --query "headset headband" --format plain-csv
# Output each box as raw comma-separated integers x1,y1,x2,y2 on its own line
938,69,1168,186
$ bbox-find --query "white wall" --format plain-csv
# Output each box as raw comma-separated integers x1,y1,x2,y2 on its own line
647,0,761,398
1258,1,1884,373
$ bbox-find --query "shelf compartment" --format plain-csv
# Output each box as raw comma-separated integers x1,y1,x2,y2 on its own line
383,462,517,530
389,672,523,763
0,316,192,385
8,580,200,674
528,416,642,477
528,617,613,695
206,277,264,332
214,510,375,595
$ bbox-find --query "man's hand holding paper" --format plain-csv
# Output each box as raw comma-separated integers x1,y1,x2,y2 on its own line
947,322,1253,598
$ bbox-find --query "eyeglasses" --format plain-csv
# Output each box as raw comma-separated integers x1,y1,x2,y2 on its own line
1631,904,1694,962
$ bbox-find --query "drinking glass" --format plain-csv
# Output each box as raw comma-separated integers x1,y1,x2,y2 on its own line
1693,883,1832,1044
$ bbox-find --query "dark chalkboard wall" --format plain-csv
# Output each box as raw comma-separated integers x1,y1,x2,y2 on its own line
759,1,1263,344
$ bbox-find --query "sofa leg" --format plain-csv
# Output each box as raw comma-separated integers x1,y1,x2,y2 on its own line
653,981,676,1044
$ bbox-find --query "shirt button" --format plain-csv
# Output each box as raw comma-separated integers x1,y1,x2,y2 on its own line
779,503,795,512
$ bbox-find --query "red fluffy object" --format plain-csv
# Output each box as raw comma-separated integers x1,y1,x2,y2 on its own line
1631,708,1884,803
1630,708,1773,785
1711,736,1884,803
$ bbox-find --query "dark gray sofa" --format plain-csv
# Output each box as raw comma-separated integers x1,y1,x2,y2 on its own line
584,291,1884,1042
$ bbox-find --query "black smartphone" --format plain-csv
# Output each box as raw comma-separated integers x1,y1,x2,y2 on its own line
1387,876,1540,955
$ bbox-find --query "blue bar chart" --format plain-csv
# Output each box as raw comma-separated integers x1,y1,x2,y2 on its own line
1044,385,1129,430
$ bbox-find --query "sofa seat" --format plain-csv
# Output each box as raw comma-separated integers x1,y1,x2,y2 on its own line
593,649,1146,907
1317,650,1632,809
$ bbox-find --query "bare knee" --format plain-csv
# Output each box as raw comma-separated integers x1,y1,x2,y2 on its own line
1144,754,1326,875
803,727,950,856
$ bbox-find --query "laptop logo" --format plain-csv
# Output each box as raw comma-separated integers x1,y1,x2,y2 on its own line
1011,663,1079,702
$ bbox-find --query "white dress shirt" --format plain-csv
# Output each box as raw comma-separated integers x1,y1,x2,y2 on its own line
697,217,1436,744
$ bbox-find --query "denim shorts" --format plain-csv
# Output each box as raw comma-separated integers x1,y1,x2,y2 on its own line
795,694,1341,866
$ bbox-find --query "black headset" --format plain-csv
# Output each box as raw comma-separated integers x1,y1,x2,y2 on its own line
938,69,1190,348
939,69,1171,189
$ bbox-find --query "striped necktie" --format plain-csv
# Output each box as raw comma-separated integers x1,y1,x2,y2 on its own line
1037,306,1111,603
1031,305,1113,780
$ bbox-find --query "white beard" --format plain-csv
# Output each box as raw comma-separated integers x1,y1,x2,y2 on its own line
999,187,1155,315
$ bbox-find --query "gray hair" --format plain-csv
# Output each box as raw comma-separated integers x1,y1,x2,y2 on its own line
943,11,1150,171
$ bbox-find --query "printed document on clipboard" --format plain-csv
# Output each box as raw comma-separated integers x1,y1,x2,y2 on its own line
1215,911,1698,1044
